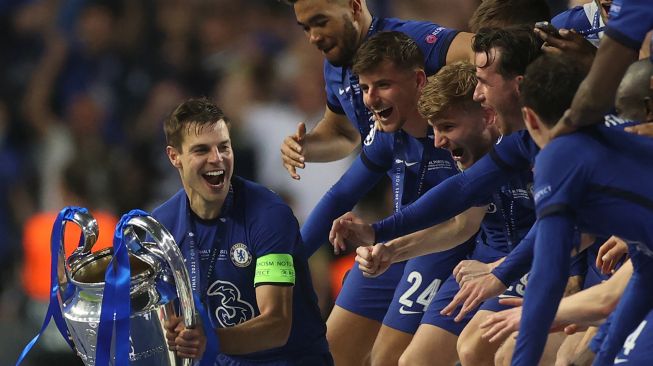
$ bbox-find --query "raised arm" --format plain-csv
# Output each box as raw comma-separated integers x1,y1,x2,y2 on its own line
301,156,384,256
372,151,511,242
446,31,475,64
281,107,359,179
356,206,485,277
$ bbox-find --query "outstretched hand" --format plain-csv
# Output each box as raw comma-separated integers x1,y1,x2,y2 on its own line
440,272,506,322
479,297,524,343
281,122,307,180
329,211,375,254
356,243,393,278
453,260,494,286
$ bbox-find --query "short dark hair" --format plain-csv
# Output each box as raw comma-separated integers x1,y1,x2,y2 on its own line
520,54,587,127
352,31,424,76
418,61,479,121
164,98,230,150
469,0,551,33
472,25,544,79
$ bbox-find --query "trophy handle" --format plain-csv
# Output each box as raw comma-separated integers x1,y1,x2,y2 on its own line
125,216,198,365
60,210,99,300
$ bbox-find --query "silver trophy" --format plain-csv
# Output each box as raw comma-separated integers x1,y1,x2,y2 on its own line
58,210,196,366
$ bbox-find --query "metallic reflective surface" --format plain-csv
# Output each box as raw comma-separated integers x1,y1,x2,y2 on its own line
59,211,196,366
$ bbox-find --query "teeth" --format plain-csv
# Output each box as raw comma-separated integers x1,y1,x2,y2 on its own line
205,171,224,176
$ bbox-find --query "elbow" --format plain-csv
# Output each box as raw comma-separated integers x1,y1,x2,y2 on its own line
268,314,292,348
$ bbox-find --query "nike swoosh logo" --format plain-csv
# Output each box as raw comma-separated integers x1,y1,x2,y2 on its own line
404,162,418,167
614,358,628,364
399,306,421,315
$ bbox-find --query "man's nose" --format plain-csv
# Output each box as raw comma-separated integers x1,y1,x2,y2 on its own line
208,147,223,162
434,131,447,148
473,83,485,103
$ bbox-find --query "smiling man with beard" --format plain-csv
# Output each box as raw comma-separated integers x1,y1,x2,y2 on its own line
280,1,476,364
301,31,483,366
152,98,332,365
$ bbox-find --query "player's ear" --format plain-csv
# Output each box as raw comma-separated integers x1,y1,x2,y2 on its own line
416,69,427,90
521,106,540,132
166,146,182,169
351,0,363,19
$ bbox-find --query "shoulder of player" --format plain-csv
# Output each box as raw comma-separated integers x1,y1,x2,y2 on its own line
536,133,595,168
380,17,450,40
151,189,186,224
235,177,294,213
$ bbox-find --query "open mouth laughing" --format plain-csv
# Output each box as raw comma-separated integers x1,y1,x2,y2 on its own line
203,170,226,187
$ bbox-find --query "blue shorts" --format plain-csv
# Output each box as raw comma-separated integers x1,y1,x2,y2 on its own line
383,241,474,334
481,273,529,312
335,261,406,322
421,272,529,336
613,310,653,365
216,352,334,365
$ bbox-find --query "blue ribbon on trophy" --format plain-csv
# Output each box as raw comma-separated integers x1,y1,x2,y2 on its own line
16,206,219,365
95,209,148,365
15,207,83,365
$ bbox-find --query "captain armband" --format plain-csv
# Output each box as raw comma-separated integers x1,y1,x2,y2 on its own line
254,253,295,287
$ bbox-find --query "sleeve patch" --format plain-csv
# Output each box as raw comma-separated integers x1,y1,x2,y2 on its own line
254,253,295,286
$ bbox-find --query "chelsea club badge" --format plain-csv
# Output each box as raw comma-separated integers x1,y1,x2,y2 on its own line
230,243,252,267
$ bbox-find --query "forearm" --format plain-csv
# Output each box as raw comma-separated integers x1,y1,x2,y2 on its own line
555,260,633,326
564,36,638,128
386,207,484,262
373,157,507,242
217,312,291,354
301,157,380,255
217,286,293,355
303,123,359,162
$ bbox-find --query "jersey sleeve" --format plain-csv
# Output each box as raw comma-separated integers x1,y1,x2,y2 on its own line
250,202,302,286
392,20,459,75
532,138,588,220
491,223,536,286
301,155,385,256
323,62,346,115
605,0,653,50
360,130,394,170
512,214,575,366
372,148,513,242
488,131,539,173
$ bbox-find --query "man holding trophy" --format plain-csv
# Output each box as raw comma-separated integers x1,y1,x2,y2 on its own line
153,98,332,365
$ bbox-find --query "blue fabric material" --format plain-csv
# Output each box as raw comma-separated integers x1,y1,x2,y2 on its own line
512,125,653,365
605,0,653,50
153,177,328,363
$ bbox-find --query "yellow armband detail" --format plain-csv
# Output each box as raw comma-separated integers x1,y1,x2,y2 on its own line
254,254,295,285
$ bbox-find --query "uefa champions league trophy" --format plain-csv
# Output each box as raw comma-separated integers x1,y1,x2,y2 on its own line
50,208,197,366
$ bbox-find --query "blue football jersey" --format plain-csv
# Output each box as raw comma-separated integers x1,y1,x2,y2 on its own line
153,176,329,363
324,17,458,139
373,130,540,242
605,0,653,50
512,127,653,366
552,2,605,45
